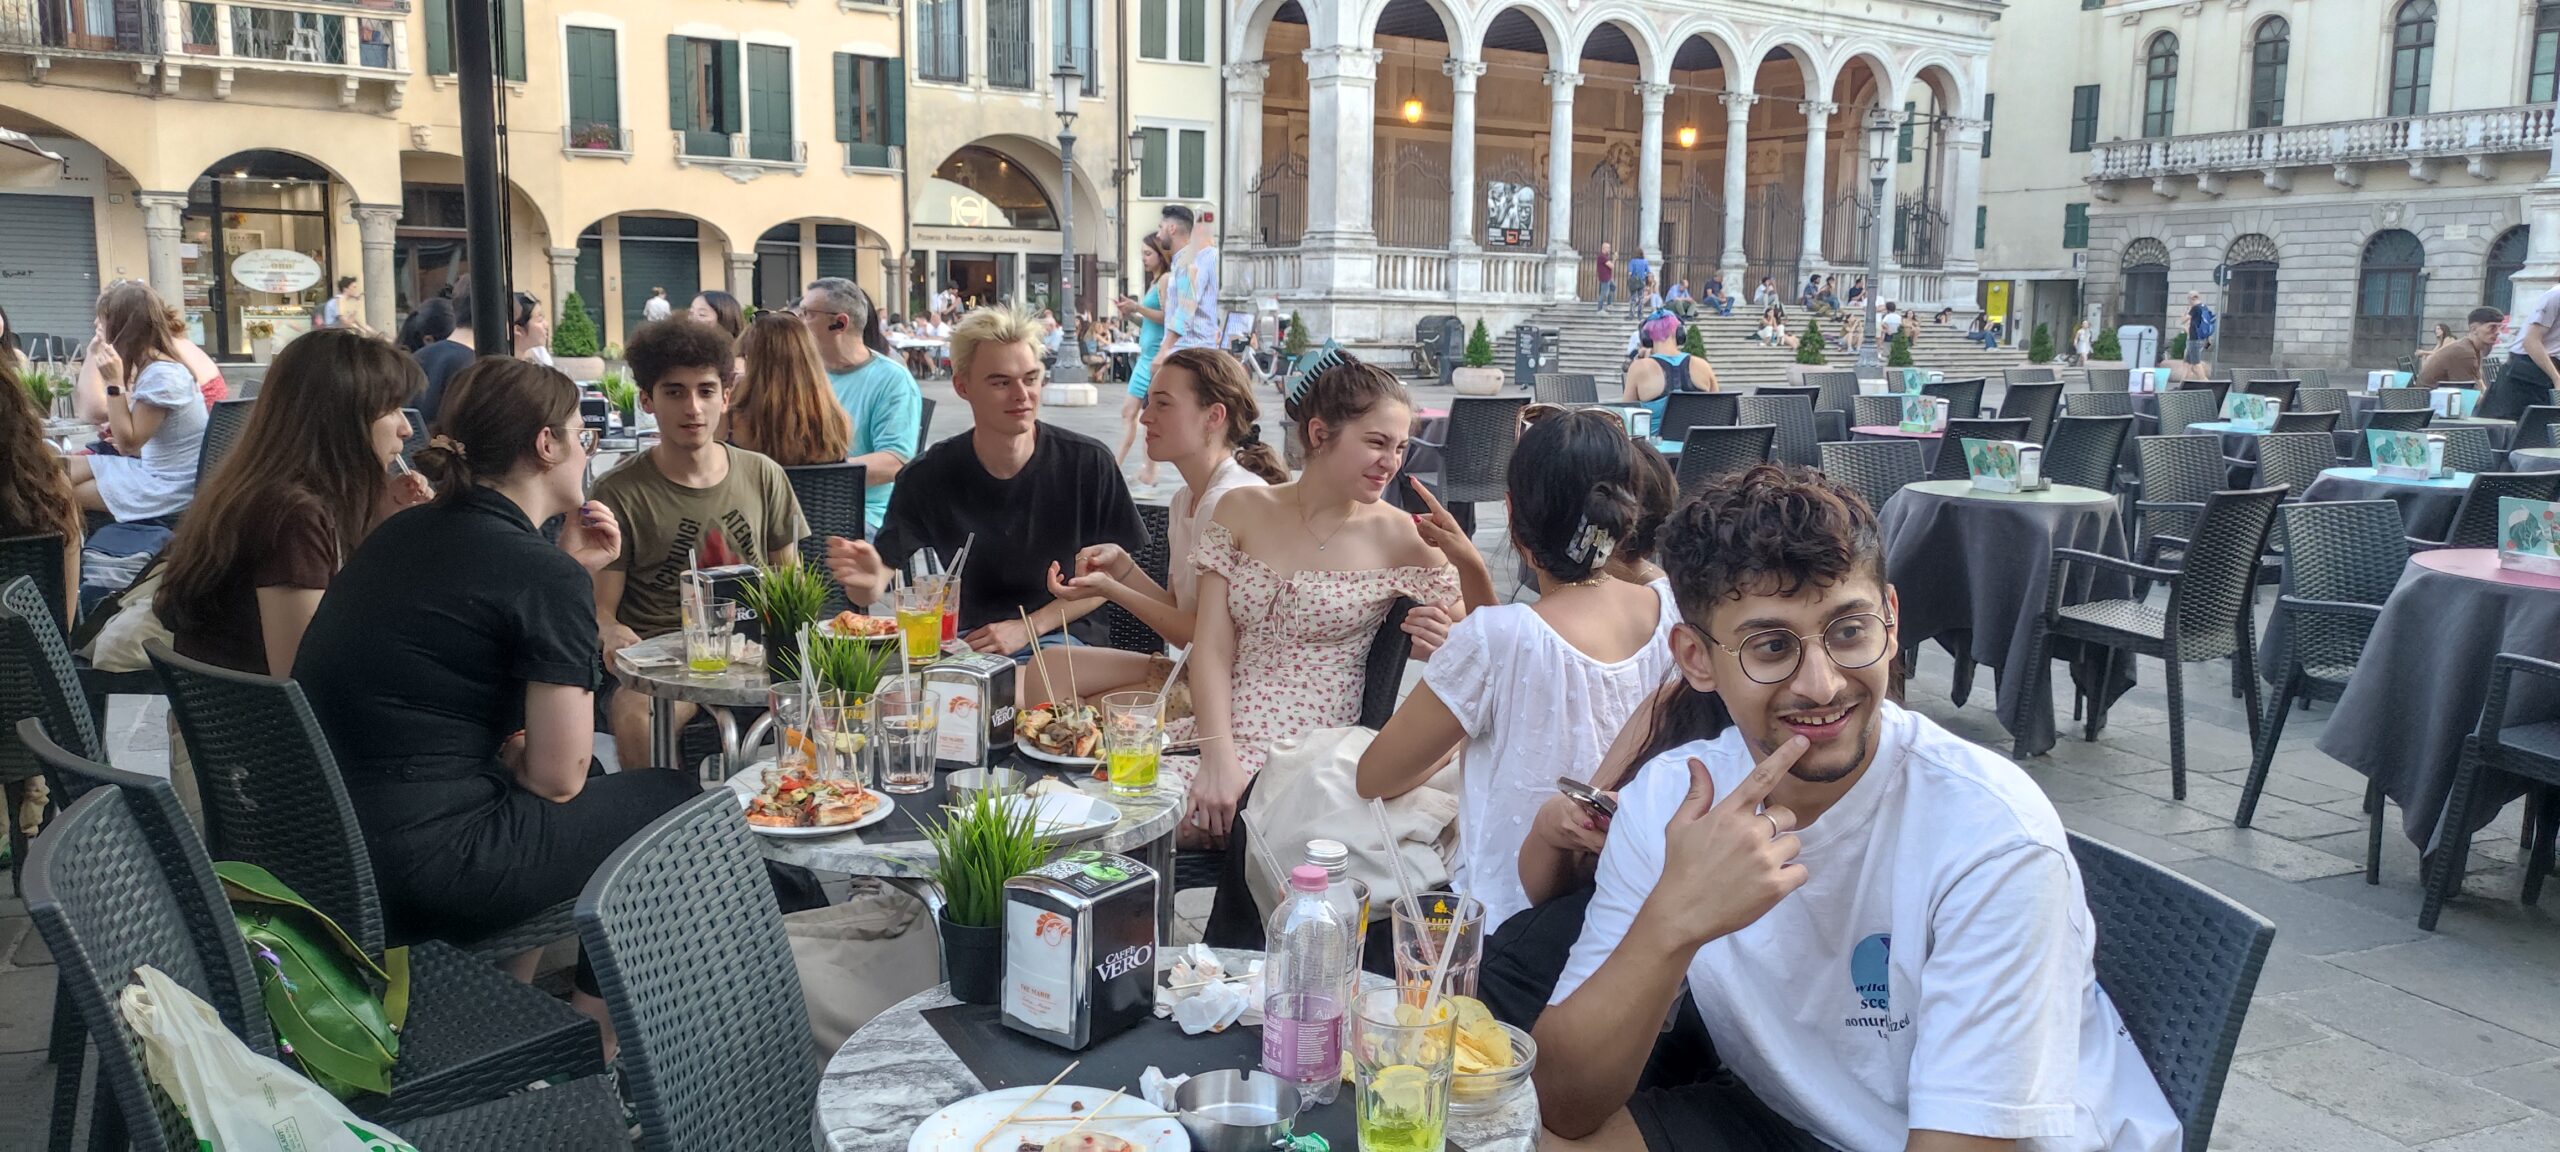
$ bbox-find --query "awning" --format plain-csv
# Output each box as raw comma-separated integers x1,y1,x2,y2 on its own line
0,128,68,189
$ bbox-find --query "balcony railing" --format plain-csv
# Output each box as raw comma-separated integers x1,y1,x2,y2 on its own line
986,0,1030,89
0,0,161,56
672,131,807,171
2091,104,2557,182
174,0,401,71
843,140,900,170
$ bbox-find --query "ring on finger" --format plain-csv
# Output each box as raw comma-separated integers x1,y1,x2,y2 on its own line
1762,812,1783,840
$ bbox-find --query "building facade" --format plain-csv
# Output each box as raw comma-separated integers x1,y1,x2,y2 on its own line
0,0,907,355
1221,0,1998,344
1984,0,2560,369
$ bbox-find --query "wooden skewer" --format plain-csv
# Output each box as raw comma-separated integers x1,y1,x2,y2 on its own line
1053,1088,1127,1144
971,1060,1082,1152
1162,972,1253,991
1006,1110,1179,1123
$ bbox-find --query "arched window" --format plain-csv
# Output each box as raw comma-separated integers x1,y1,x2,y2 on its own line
2223,235,2280,366
2390,0,2436,116
2143,33,2178,138
2487,226,2530,314
918,145,1060,230
2249,18,2289,129
2534,2,2560,104
2121,237,2171,341
2353,229,2426,366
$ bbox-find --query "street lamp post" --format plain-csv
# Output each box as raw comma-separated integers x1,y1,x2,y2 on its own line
1114,128,1147,299
1859,106,1894,373
1052,63,1085,382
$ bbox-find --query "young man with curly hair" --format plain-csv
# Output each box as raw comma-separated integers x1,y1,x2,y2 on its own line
1534,464,2178,1152
593,316,808,768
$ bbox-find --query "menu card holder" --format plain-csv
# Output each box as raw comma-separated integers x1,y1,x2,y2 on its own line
2366,369,2412,394
2368,429,2442,480
2220,392,2281,431
2498,497,2560,576
1962,438,2045,494
2128,368,2163,394
2430,387,2482,418
1899,395,1949,434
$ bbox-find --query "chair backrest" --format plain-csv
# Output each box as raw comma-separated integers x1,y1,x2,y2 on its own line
2435,425,2497,474
2274,501,2407,685
1997,381,2064,443
2363,406,2430,434
1921,376,1984,421
1930,418,2032,482
2066,391,2137,420
2068,831,2275,1152
2270,409,2338,435
25,788,221,1151
195,397,257,484
1817,439,1925,516
578,790,819,1152
2168,486,2288,644
2046,415,2133,493
2294,368,2331,390
1532,372,1599,407
2154,389,2220,438
1675,425,1777,496
2133,435,2226,547
1751,384,1821,402
1661,390,1739,442
1851,394,1904,429
0,531,67,633
1440,395,1530,503
1360,598,1417,730
2083,367,2130,393
2376,386,2431,410
2291,387,2348,415
2242,378,2299,409
2227,367,2283,386
2515,405,2560,450
0,575,100,783
146,641,388,954
2252,432,2333,500
916,395,937,445
783,462,869,612
1801,370,1860,417
2443,472,2560,549
1105,502,1173,653
2003,366,2057,386
1735,394,1819,466
2177,377,2231,411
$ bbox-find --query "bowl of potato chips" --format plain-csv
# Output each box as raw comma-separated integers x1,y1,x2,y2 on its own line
1445,996,1535,1113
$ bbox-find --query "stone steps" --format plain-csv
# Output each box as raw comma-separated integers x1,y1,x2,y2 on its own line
1494,305,2034,390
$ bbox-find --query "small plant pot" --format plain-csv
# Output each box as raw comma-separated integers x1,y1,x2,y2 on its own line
939,911,1003,1004
1452,366,1504,396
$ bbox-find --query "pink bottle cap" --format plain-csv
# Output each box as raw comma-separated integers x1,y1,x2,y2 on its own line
1290,865,1329,892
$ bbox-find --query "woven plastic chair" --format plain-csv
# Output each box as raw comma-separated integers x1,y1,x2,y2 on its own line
2132,435,2224,560
1817,439,1925,516
2363,407,2430,434
145,642,606,1123
2027,485,2285,794
2426,653,2560,930
2154,388,2219,438
2291,387,2348,415
1660,390,1739,442
195,397,256,485
2376,386,2431,410
2069,831,2275,1152
2251,432,2333,501
1927,418,2031,483
1997,381,2064,444
2176,378,2231,416
1736,394,1820,466
2436,425,2497,474
2413,473,2560,551
1921,376,1986,420
2271,410,2338,435
1532,372,1599,407
1801,370,1861,436
0,532,67,634
1752,384,1822,402
2083,367,2130,392
916,395,937,444
0,576,98,898
1105,502,1172,654
784,463,869,613
1675,425,1777,496
2227,367,2283,385
1851,394,1904,428
2046,416,2133,493
2234,502,2405,843
1414,395,1527,534
2242,378,2299,409
2003,366,2057,386
2514,405,2560,450
577,790,821,1152
2066,391,2137,419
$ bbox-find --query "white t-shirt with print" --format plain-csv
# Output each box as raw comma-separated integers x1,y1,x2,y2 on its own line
1428,579,1678,933
1552,701,2180,1152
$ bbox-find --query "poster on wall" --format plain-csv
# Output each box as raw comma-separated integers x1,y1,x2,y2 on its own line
1486,182,1536,247
230,248,322,295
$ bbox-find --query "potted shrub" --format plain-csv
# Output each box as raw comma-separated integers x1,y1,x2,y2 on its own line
923,791,1053,1004
1796,320,1826,366
551,291,606,381
1682,321,1707,359
246,320,277,364
1887,327,1915,368
21,367,72,420
2088,327,2124,369
740,560,830,680
596,370,638,433
2028,323,2055,365
1452,319,1503,395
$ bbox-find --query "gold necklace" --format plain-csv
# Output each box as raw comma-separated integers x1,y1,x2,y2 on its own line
1301,502,1352,551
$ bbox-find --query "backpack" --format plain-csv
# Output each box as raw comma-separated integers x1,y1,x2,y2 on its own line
2194,305,2218,341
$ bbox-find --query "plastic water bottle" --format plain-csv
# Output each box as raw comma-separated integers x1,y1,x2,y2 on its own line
1305,839,1370,992
1262,864,1352,1106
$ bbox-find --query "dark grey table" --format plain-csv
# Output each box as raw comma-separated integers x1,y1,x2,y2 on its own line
2300,467,2473,542
2510,447,2560,473
1877,480,2134,758
2317,549,2560,852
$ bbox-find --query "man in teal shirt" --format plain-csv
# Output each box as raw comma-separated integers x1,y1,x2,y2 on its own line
798,277,921,533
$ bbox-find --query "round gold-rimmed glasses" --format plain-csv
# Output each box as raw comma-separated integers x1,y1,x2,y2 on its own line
1695,612,1894,684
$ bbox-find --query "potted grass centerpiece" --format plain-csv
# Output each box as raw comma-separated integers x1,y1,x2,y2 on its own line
923,791,1053,1003
740,560,830,680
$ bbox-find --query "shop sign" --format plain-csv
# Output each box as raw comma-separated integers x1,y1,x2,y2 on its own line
231,248,322,294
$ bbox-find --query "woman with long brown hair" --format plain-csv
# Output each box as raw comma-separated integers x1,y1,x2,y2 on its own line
1110,234,1174,487
728,309,853,465
0,353,82,624
63,281,205,520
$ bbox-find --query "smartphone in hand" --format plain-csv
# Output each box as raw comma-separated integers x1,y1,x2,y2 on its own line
1556,776,1618,820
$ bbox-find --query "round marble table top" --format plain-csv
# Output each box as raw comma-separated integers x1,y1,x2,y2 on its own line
727,761,1187,880
609,632,774,708
817,948,1543,1152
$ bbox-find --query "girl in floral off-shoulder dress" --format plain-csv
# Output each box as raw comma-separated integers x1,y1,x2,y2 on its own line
1173,352,1458,847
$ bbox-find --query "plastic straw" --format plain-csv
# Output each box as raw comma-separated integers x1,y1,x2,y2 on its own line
1151,646,1191,722
798,624,814,696
1022,608,1057,705
1369,798,1415,903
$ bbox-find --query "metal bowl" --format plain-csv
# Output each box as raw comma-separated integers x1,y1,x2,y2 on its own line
1173,1068,1301,1152
1450,1020,1537,1115
944,767,1027,805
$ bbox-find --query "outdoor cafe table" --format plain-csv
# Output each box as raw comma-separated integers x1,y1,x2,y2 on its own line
1853,423,1948,469
2511,447,2560,473
1877,480,2136,758
2437,415,2519,451
2318,549,2560,853
2299,467,2472,543
816,948,1540,1152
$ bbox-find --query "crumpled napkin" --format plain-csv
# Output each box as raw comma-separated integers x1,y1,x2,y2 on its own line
1170,981,1251,1034
1139,1066,1192,1112
1155,944,1264,1034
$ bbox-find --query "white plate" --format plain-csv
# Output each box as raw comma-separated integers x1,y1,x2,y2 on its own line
725,773,897,838
1016,740,1103,769
997,793,1123,843
907,1083,1186,1152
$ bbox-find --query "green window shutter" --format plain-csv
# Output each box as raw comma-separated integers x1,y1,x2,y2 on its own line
1898,101,1915,163
1980,93,1993,157
884,59,904,148
1178,129,1205,199
834,53,855,143
667,35,693,132
1178,0,1203,63
1974,205,1986,250
1139,0,1164,60
500,0,525,82
2063,203,2089,249
424,0,450,75
718,40,742,135
748,44,791,161
1139,127,1166,198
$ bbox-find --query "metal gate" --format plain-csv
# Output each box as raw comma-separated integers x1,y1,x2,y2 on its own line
1895,195,1947,271
1252,152,1307,247
1826,189,1872,268
1371,140,1450,250
1571,157,1640,299
1744,182,1801,294
1662,165,1722,294
0,191,101,339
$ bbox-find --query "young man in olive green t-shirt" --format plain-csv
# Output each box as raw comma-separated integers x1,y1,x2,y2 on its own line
594,318,809,768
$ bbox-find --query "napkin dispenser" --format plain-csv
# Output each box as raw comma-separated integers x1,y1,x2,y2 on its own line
1003,852,1160,1050
2431,387,2481,418
685,564,766,644
2367,369,2413,393
1590,405,1655,440
923,652,1017,768
2128,368,2164,394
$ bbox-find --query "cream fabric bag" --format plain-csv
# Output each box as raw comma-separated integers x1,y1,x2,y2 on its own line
784,879,941,1050
1238,726,1459,924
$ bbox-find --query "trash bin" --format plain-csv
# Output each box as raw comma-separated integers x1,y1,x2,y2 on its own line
1513,325,1560,385
1415,315,1464,384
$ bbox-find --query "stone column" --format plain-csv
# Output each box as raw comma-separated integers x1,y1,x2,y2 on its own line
1303,44,1383,300
1445,58,1487,294
548,247,580,314
1719,92,1757,290
1636,82,1670,268
1545,69,1582,299
353,203,401,333
728,251,758,300
1799,101,1835,273
2513,94,2560,307
1945,117,1986,289
1223,61,1269,247
136,191,189,313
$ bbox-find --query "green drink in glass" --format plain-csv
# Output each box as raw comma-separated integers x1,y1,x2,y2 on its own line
1350,987,1454,1152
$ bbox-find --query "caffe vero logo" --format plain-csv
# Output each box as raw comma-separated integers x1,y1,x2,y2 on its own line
1844,933,1908,1036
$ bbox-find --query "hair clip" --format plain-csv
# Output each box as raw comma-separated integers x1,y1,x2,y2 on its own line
1566,518,1617,567
428,434,467,459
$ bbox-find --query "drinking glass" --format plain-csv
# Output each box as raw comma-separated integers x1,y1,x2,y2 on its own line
872,677,938,794
684,599,736,676
767,683,818,785
1349,987,1455,1152
818,689,870,787
1392,892,1485,1000
937,574,963,646
1098,690,1163,798
894,586,943,664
